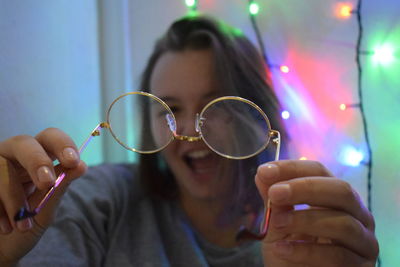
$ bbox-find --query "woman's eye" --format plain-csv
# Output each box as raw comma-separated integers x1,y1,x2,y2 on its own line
169,106,180,114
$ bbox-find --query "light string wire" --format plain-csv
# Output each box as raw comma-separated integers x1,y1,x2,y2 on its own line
355,1,381,266
355,0,373,213
248,0,271,67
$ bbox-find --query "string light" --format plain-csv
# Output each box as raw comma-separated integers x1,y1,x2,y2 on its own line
185,0,197,11
279,65,290,73
340,146,365,167
281,110,290,120
339,103,360,110
249,1,260,16
355,6,382,266
372,44,395,65
331,5,381,262
247,0,270,66
335,3,355,19
269,64,291,74
358,46,396,66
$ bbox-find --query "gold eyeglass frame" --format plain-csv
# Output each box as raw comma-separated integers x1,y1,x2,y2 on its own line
106,92,280,160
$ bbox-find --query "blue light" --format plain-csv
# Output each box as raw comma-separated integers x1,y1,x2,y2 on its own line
340,146,364,167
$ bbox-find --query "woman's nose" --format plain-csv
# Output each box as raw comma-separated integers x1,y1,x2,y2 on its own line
176,113,199,137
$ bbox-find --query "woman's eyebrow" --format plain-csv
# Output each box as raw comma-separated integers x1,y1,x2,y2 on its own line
158,96,180,104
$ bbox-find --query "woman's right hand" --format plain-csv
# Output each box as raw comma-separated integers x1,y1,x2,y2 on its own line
0,128,87,265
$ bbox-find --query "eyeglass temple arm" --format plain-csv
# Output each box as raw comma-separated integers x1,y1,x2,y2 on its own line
14,123,109,221
236,130,281,241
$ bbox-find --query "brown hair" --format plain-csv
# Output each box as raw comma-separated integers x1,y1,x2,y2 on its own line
138,14,287,224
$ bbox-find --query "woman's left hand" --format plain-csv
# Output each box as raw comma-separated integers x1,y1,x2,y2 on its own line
255,160,379,267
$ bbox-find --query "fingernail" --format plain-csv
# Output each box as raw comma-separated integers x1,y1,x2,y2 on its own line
16,218,32,231
0,218,12,234
37,166,56,184
258,163,278,182
269,184,291,202
62,147,79,162
272,212,292,228
273,241,293,257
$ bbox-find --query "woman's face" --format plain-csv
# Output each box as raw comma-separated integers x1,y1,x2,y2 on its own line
149,49,232,203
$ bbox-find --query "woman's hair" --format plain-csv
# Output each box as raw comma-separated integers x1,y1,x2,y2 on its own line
138,14,287,225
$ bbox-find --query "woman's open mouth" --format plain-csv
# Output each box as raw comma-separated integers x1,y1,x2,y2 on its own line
184,149,219,178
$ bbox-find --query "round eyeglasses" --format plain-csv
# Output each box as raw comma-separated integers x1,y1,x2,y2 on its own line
15,91,281,241
106,92,278,159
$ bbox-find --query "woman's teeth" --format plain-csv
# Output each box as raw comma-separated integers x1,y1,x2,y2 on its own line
186,150,211,159
185,150,217,175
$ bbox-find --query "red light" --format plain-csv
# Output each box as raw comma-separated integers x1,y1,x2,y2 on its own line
340,104,347,110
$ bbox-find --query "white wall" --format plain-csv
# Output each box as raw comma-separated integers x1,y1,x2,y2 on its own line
0,0,103,164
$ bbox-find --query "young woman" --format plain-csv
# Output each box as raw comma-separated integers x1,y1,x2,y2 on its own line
0,15,378,266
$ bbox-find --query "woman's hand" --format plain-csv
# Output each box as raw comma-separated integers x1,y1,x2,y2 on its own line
0,128,87,265
255,160,379,267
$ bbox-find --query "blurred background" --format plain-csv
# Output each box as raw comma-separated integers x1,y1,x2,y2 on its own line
0,0,399,265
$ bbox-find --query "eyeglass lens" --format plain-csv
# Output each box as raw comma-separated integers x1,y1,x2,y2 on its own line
199,98,271,158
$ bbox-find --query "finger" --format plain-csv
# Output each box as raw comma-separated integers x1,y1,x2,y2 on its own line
0,135,57,190
269,240,377,267
0,157,33,232
29,160,87,228
35,128,80,169
268,177,373,228
255,160,333,202
0,202,12,235
270,208,379,258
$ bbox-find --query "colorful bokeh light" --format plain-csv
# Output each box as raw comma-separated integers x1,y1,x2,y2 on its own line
335,3,353,19
281,110,290,120
249,2,260,16
373,44,395,65
280,65,290,73
339,146,365,167
185,0,196,8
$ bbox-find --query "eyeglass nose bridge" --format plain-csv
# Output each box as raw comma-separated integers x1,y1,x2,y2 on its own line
174,135,201,142
165,113,202,142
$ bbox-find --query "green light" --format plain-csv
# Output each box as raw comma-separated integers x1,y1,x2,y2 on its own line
185,0,196,8
249,2,260,15
373,44,395,65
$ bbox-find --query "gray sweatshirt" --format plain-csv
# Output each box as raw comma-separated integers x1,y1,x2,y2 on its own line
19,164,263,267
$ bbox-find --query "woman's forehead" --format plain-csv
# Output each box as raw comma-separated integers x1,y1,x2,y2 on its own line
149,49,219,101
